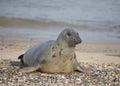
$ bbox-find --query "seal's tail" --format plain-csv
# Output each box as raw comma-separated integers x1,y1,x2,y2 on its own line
18,54,24,64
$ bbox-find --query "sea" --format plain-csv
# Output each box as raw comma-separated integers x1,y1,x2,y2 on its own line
0,0,120,43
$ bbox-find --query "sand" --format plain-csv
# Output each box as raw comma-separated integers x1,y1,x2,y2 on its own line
0,40,120,64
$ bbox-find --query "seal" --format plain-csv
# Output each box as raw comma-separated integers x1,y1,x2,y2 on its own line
18,28,85,73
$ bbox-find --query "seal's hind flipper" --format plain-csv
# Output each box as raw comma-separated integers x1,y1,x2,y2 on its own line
75,65,87,73
19,64,40,73
18,54,24,64
75,64,92,73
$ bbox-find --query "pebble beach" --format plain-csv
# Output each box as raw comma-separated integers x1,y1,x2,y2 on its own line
0,59,120,86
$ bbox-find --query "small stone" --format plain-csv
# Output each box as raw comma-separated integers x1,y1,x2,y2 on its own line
61,75,66,79
92,70,100,76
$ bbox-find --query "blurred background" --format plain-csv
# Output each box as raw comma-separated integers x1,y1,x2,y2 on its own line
0,0,120,42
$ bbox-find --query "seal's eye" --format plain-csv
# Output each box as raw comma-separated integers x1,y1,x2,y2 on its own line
67,32,71,36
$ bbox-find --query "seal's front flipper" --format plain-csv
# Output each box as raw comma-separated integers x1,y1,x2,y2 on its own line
75,65,88,73
75,64,93,73
19,64,40,73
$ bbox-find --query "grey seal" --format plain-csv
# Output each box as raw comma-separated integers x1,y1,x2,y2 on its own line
18,28,85,73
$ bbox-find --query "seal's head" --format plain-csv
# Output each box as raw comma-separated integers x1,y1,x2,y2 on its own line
56,28,82,47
